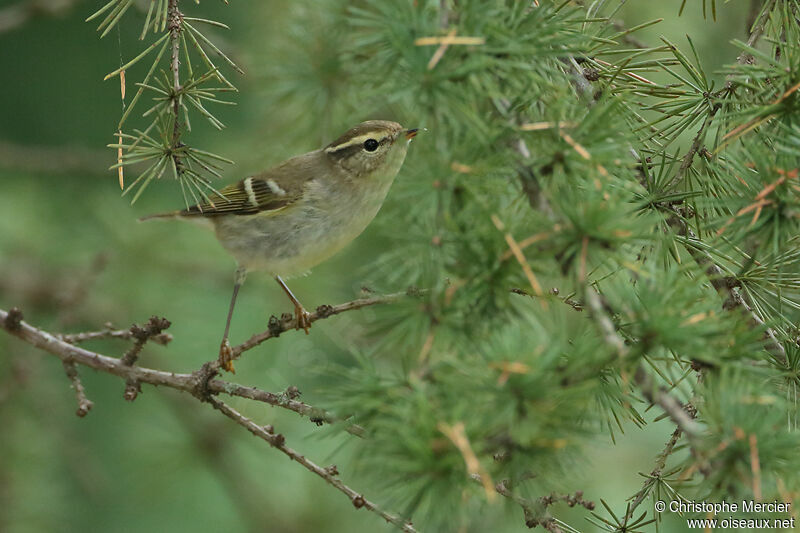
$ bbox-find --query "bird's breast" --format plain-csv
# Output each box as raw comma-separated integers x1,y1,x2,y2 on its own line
212,176,395,277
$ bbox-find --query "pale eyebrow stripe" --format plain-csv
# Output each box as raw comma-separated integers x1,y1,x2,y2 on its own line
324,133,388,153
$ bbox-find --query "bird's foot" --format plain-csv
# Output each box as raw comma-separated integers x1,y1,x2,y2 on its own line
219,338,236,373
295,305,312,334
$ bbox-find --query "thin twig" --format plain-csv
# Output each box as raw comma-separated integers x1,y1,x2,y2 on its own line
611,20,649,49
120,316,172,367
494,95,555,218
621,424,686,525
440,422,495,502
550,288,583,312
216,382,364,437
168,0,184,174
491,215,546,305
726,0,777,89
471,474,593,531
584,290,626,358
59,326,173,345
656,0,772,189
224,289,424,364
571,0,649,49
669,214,787,365
633,366,702,443
742,0,776,56
664,102,721,191
584,290,702,442
120,316,171,401
62,360,94,417
207,397,417,532
745,0,763,38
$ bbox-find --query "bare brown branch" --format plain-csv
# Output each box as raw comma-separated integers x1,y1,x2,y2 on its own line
0,307,357,426
208,397,417,532
0,298,410,531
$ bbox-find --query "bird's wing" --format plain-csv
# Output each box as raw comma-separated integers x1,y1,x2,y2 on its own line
179,175,300,217
142,152,324,220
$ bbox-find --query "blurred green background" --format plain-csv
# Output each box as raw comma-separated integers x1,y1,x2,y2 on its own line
0,1,753,532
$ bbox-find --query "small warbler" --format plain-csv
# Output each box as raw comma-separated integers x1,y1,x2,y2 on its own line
141,120,417,370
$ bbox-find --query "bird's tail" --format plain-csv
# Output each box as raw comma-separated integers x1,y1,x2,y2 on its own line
138,211,183,222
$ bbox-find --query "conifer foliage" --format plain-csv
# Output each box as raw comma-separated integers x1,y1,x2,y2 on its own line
90,1,800,531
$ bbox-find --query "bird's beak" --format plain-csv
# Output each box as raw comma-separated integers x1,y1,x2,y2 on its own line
405,128,419,140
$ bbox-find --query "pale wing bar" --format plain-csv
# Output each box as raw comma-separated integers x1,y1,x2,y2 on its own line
181,177,292,217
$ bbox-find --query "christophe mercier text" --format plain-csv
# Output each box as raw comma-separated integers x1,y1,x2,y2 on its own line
670,500,791,514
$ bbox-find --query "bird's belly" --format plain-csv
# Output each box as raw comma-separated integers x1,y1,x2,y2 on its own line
211,186,387,277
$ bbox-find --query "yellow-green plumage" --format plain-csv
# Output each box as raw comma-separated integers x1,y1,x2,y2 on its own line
142,120,414,277
140,119,417,365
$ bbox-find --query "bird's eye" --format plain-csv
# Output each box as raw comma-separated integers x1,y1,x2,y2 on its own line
363,139,379,152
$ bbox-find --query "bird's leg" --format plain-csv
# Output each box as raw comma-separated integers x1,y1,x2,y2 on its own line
275,275,311,334
219,266,247,372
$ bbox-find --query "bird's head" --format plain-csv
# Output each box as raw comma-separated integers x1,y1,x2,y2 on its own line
324,120,418,179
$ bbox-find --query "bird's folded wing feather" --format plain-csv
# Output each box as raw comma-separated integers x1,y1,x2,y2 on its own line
179,175,303,216
139,151,324,220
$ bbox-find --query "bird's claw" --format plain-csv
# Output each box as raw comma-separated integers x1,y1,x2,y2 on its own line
295,306,312,334
219,339,235,373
